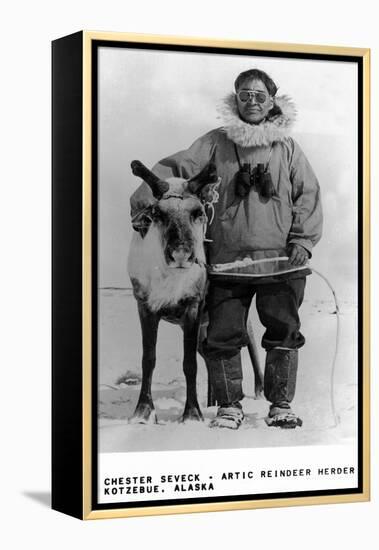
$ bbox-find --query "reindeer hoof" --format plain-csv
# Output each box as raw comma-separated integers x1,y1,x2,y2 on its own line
129,404,157,425
180,406,204,423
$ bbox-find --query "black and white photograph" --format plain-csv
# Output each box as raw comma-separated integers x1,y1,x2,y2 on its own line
94,39,365,508
3,0,378,542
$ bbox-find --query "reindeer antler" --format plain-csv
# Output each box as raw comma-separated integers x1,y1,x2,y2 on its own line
131,160,169,198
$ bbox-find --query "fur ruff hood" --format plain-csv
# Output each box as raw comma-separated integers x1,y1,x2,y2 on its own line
217,93,297,147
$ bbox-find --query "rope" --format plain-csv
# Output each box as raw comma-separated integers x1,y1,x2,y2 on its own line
203,177,221,241
310,267,341,428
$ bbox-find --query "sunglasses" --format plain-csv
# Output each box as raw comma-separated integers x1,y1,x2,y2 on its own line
237,90,269,104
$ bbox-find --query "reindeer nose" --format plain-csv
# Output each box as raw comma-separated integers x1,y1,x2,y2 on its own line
166,245,194,268
172,246,192,265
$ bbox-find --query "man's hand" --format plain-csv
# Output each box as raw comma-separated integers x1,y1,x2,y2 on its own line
287,244,309,266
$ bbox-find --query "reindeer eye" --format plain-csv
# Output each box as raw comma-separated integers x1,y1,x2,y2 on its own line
191,207,204,221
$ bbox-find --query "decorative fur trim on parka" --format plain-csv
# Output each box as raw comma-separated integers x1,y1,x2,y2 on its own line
217,93,297,147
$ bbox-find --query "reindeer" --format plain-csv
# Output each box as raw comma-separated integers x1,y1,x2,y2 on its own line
127,160,263,425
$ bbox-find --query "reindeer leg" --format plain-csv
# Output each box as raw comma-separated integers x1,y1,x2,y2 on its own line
197,318,216,407
246,318,264,398
181,304,203,422
130,301,159,424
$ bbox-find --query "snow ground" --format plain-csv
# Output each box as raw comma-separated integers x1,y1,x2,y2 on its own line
98,289,358,453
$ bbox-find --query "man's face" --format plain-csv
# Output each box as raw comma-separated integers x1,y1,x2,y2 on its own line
236,78,274,124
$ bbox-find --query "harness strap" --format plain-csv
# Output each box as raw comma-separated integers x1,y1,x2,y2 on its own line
265,145,273,171
234,143,273,171
234,143,243,170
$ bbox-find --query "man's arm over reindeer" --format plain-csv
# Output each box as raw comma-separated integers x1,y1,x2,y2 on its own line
130,131,217,220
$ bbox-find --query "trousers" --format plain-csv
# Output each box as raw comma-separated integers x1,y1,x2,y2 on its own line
202,277,306,405
203,277,306,359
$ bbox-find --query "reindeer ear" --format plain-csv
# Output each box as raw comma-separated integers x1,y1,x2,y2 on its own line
187,161,218,195
131,160,169,198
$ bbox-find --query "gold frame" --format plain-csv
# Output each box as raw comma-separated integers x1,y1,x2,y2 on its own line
81,31,370,519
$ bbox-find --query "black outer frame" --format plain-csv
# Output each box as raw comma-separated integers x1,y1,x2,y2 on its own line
52,31,83,519
52,31,366,520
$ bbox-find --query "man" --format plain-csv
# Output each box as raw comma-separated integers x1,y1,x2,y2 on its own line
130,68,323,430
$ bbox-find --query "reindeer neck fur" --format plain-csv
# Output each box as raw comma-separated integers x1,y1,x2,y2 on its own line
128,195,207,313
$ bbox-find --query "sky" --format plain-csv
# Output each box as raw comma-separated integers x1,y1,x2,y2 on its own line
98,46,358,301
